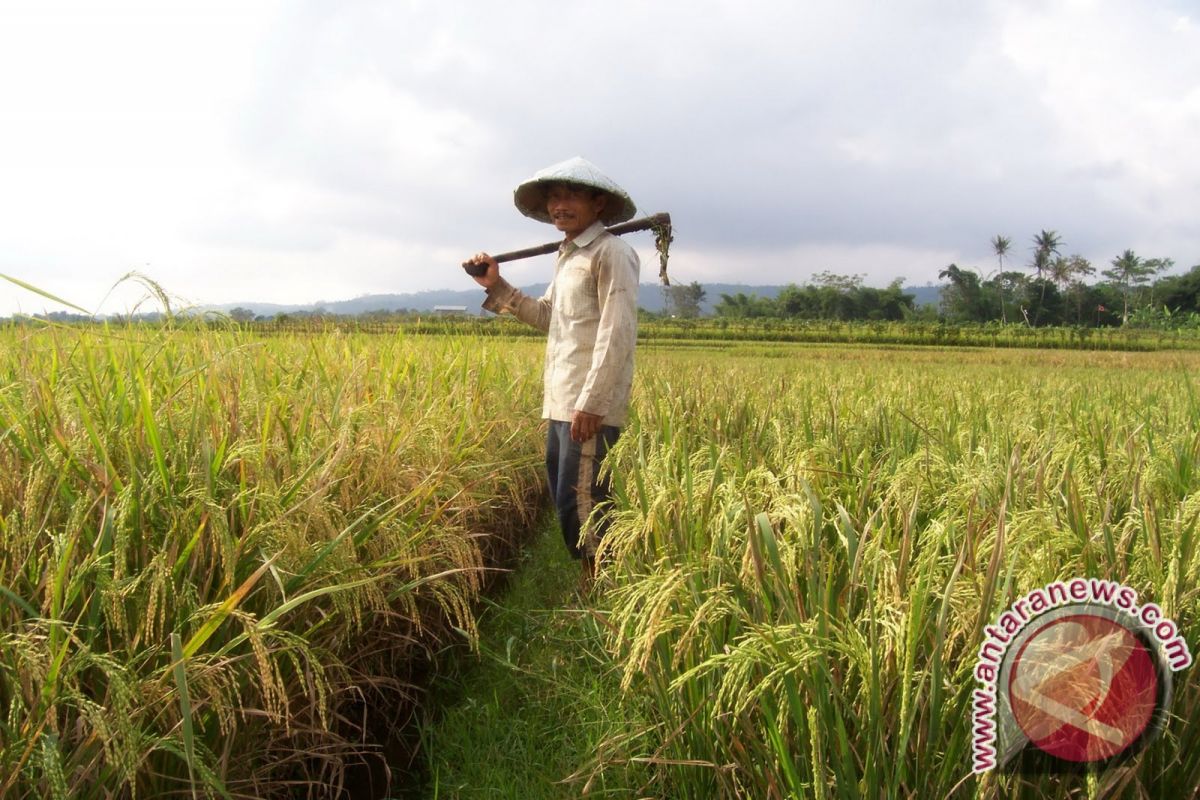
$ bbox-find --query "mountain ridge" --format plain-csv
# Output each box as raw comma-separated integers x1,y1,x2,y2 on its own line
202,283,943,317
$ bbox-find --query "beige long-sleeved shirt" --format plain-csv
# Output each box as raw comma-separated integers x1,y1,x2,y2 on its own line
482,220,639,426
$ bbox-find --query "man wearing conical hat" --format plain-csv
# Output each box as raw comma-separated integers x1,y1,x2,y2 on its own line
466,157,640,590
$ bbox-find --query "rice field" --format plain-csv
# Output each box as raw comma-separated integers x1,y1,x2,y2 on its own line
595,345,1200,798
207,316,1200,352
1,322,1197,798
0,324,546,798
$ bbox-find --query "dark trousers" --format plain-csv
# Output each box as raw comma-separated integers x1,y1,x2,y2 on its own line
545,420,621,560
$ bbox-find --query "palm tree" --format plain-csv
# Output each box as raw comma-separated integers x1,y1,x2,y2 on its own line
1049,257,1074,291
1031,230,1062,281
991,235,1012,323
991,235,1011,265
1142,257,1175,308
1102,249,1144,324
1030,230,1063,324
1049,255,1095,323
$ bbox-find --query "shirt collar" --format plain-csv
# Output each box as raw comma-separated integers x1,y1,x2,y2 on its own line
561,219,607,252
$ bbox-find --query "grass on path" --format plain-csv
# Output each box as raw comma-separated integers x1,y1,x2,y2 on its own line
419,512,647,799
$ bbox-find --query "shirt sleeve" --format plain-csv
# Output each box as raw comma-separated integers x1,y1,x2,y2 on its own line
575,240,639,417
481,276,553,333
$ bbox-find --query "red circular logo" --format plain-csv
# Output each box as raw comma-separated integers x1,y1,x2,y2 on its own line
1008,613,1159,763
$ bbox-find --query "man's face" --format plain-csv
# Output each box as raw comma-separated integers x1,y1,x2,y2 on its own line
545,183,607,240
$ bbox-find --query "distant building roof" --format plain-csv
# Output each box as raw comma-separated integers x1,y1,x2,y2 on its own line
433,305,469,313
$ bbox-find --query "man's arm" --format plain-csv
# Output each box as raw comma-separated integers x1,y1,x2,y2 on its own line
468,253,553,332
574,239,639,424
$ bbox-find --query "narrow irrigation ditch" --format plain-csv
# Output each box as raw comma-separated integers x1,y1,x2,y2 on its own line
400,510,641,799
336,501,571,799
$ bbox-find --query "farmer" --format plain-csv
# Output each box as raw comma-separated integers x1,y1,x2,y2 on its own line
465,157,639,591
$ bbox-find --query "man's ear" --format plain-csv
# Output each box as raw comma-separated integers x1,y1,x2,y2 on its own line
591,192,609,216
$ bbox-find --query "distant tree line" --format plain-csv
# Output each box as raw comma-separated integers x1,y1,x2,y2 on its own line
698,234,1199,328
937,231,1198,327
712,272,917,321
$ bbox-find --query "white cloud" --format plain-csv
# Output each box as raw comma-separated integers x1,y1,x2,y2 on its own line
661,242,963,289
1,0,1197,316
995,0,1200,253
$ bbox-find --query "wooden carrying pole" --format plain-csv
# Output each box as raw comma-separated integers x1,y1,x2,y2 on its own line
462,212,672,283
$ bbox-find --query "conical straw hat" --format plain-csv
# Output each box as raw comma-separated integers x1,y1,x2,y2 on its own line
513,156,637,226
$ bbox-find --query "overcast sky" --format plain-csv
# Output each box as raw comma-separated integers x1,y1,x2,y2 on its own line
2,0,1198,316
